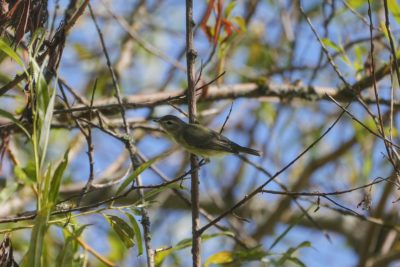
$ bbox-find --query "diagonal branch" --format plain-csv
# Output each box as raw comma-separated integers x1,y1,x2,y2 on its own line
198,107,346,235
88,4,154,266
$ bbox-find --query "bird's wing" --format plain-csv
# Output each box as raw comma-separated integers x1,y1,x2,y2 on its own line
181,124,237,154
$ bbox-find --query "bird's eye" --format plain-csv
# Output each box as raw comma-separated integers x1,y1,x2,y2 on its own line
166,121,173,125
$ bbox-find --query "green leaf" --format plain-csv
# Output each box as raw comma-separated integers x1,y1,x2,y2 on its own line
224,2,236,17
23,209,50,267
125,212,143,256
277,241,311,266
116,151,170,195
257,102,276,124
73,43,95,60
0,109,31,138
287,256,307,267
39,88,56,168
104,214,135,248
346,0,365,9
57,224,90,267
14,164,36,184
140,183,185,205
30,55,48,111
42,164,53,206
28,28,47,58
270,210,307,250
0,182,18,204
322,38,341,52
48,149,69,205
234,16,247,32
233,246,268,262
388,0,400,25
155,232,234,266
204,248,268,266
205,251,234,267
0,39,24,68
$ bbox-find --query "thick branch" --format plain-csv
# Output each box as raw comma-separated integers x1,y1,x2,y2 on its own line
53,80,398,117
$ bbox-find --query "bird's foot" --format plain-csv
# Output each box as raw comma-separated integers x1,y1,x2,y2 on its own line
199,158,210,165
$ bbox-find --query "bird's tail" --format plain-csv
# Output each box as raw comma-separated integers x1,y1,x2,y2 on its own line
236,145,262,156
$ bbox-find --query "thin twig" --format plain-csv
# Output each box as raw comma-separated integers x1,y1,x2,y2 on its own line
88,4,154,266
58,82,95,207
299,3,351,89
239,155,332,242
261,177,387,197
198,107,347,235
101,0,186,72
77,237,116,267
383,0,400,88
136,152,250,249
219,101,233,134
366,0,396,171
326,94,400,150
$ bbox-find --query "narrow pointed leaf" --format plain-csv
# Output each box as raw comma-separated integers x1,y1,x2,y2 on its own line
125,212,143,256
0,39,24,68
103,214,135,248
39,88,56,168
116,151,169,195
49,149,69,204
0,109,31,138
205,251,234,267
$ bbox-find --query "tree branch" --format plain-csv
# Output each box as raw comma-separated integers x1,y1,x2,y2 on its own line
53,75,399,117
185,0,200,265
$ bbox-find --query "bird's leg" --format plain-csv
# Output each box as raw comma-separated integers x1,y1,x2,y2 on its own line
199,158,210,165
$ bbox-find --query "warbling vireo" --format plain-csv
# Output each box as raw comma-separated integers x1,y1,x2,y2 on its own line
154,115,261,158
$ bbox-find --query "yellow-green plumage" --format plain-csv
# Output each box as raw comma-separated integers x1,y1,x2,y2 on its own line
154,115,261,158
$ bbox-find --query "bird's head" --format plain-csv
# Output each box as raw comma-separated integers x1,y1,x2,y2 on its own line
153,115,186,135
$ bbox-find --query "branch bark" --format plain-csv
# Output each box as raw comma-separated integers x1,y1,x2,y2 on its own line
88,4,154,266
185,0,200,266
53,65,398,116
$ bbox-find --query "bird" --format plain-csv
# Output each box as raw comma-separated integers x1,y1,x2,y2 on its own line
153,115,262,158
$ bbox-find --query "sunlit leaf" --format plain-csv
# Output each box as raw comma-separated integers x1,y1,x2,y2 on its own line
346,0,365,9
322,38,341,52
205,251,234,267
14,164,36,184
388,0,400,25
155,232,234,266
224,2,236,17
0,39,24,68
233,16,246,32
